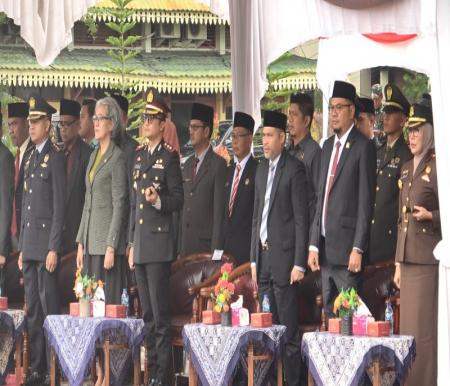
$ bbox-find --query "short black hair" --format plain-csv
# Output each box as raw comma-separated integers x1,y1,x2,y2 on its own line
290,92,314,128
82,98,96,118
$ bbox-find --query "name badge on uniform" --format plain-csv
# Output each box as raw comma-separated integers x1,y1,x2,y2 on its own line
153,164,164,169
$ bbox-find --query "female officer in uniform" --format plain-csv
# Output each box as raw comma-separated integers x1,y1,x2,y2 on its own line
394,101,440,386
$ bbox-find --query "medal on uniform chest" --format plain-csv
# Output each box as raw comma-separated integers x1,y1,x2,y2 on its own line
398,179,403,190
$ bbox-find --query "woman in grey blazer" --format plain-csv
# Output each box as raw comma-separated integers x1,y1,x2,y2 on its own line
76,97,128,305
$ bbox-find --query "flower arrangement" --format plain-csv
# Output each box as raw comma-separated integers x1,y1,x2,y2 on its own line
333,287,360,317
211,263,235,313
73,269,103,300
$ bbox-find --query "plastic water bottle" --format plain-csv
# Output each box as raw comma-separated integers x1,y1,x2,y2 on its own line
385,299,394,335
262,294,270,313
121,288,129,317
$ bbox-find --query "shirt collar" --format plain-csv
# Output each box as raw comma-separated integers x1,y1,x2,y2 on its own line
269,152,281,169
19,136,31,155
35,138,49,154
233,152,251,169
195,144,210,162
333,125,354,148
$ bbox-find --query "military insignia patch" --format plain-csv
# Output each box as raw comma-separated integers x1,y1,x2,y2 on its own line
410,105,414,117
422,174,430,182
44,154,49,163
425,165,431,174
398,179,402,190
401,169,409,179
29,97,36,109
41,163,48,168
147,90,154,103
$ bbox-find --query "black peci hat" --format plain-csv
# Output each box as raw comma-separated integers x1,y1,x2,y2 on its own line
111,94,129,115
233,111,255,133
59,99,81,117
290,92,313,107
357,97,375,115
263,110,287,131
383,84,410,114
8,102,29,118
191,103,214,129
331,81,356,103
28,94,56,119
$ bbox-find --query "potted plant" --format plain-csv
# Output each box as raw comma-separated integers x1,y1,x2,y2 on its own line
333,287,360,335
73,269,103,317
211,263,235,326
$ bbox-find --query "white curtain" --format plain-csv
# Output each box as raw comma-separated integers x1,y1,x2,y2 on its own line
0,0,99,66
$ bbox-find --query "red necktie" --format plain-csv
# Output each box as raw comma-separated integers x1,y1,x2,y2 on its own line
323,141,341,229
228,164,241,217
11,149,20,237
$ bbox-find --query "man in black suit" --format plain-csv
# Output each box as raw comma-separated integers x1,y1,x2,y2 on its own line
250,110,309,386
356,97,376,140
222,111,258,266
58,99,93,254
287,92,321,221
308,81,376,321
129,91,184,386
369,84,412,263
0,109,14,288
7,102,32,247
79,98,97,147
180,103,227,256
19,94,66,386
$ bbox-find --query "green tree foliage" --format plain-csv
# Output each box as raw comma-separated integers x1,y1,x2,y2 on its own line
103,0,145,131
403,71,429,103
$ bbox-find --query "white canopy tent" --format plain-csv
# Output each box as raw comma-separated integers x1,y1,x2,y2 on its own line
0,0,449,382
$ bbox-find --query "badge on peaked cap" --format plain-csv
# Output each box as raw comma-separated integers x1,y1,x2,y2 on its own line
29,97,36,109
386,86,393,101
410,105,414,117
147,90,154,103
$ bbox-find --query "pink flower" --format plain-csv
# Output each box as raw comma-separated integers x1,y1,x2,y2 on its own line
227,282,235,293
221,263,233,274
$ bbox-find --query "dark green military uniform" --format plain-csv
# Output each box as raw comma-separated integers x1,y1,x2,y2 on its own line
129,90,183,386
369,84,412,263
18,94,65,381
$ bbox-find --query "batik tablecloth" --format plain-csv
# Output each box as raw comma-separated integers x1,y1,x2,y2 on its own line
301,332,416,386
182,323,286,386
0,309,26,385
43,315,146,386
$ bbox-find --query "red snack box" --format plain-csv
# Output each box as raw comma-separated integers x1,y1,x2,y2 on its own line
106,305,127,319
328,318,341,333
250,313,272,328
352,315,367,336
202,310,221,325
0,297,8,310
367,321,390,337
69,302,79,316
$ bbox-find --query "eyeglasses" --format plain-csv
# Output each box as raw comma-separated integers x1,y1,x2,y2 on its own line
189,124,205,131
57,120,77,129
407,127,420,137
141,114,162,124
231,133,251,140
92,115,112,123
328,104,352,113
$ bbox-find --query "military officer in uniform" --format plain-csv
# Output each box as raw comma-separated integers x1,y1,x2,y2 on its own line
394,102,439,386
369,84,412,263
58,99,93,254
179,103,227,256
18,94,65,386
128,91,183,386
372,84,384,134
287,92,321,222
0,108,14,288
8,102,32,246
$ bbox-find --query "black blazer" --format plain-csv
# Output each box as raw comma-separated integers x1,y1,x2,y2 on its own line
250,150,309,285
14,139,34,238
222,155,258,266
62,137,93,254
19,140,66,261
0,142,14,257
310,128,376,265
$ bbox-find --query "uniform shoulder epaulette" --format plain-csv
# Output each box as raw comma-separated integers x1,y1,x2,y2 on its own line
163,142,174,152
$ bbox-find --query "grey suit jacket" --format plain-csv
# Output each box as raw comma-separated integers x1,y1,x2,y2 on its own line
0,143,14,257
76,142,128,255
179,146,226,257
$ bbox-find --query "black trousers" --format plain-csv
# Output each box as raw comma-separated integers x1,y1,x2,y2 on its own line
23,261,59,374
319,237,361,320
135,262,171,383
258,250,301,386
